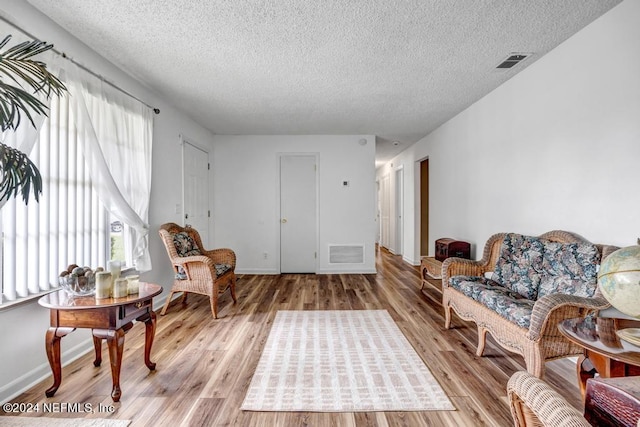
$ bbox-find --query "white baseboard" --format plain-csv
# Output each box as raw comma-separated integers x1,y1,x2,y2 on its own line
236,268,280,275
238,268,378,275
316,268,377,274
403,256,421,266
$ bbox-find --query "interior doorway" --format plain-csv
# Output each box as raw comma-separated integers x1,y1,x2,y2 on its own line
375,180,381,245
379,174,390,250
395,167,404,256
420,158,429,256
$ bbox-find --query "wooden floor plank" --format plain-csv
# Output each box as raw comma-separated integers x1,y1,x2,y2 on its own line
0,247,583,426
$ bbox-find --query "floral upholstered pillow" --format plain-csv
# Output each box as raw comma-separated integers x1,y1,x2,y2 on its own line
492,233,545,300
538,241,600,299
215,263,232,277
172,232,202,257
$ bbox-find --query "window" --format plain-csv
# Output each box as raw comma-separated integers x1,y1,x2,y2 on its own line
1,60,153,306
1,94,110,304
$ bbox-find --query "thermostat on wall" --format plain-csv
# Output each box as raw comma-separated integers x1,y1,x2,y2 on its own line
342,180,350,187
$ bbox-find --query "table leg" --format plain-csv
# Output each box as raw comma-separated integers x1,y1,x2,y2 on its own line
93,328,125,402
107,329,125,402
44,327,75,397
137,311,157,370
577,354,596,398
92,334,102,367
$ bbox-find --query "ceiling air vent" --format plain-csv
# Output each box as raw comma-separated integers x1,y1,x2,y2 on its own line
496,53,531,69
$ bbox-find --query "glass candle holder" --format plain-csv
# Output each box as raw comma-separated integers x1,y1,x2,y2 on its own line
95,271,112,299
113,277,128,298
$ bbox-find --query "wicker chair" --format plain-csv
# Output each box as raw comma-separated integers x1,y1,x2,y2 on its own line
159,223,237,318
442,230,618,378
507,371,590,427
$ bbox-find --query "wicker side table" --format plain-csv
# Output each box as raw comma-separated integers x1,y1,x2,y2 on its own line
420,256,443,289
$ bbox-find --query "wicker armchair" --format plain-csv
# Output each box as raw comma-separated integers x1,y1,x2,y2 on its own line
159,223,237,319
442,230,618,378
507,371,590,427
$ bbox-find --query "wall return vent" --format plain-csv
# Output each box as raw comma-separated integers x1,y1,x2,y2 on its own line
329,245,365,264
496,53,532,69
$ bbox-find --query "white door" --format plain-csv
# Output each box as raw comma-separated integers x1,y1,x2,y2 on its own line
380,174,390,249
183,140,210,246
395,167,404,255
280,154,317,273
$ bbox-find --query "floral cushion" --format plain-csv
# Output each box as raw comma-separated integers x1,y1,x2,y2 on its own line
450,275,502,300
450,275,534,329
215,263,232,277
538,241,600,299
176,266,188,280
173,232,201,257
492,234,545,300
175,264,232,280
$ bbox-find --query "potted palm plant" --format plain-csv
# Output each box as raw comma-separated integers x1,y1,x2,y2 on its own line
0,34,67,204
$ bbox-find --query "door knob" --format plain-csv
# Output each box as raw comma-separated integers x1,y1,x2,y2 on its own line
281,218,288,223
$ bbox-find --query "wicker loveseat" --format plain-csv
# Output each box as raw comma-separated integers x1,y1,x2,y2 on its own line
442,230,618,378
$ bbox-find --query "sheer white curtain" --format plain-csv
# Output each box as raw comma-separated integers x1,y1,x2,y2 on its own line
61,60,153,272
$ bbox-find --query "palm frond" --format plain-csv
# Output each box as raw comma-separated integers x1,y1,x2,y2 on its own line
0,34,67,205
0,35,67,132
0,80,49,130
0,142,42,203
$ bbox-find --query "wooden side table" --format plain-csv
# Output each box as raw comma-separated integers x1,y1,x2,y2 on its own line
558,316,640,397
38,282,162,402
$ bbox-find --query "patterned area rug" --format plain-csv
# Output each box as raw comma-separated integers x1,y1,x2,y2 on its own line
241,310,455,412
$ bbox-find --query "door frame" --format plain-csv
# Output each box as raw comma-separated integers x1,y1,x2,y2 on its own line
277,152,320,274
419,157,430,257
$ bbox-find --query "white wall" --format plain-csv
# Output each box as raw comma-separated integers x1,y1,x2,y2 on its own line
0,0,216,403
4,0,637,405
379,0,640,265
212,135,377,274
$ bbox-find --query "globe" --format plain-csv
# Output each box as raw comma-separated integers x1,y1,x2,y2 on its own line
598,245,640,318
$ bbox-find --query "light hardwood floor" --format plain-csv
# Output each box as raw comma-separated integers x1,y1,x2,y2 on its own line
1,247,582,426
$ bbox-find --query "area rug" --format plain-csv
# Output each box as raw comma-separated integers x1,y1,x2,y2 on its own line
241,310,455,412
0,417,130,427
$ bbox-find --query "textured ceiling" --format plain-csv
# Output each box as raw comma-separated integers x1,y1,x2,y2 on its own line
25,0,621,164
